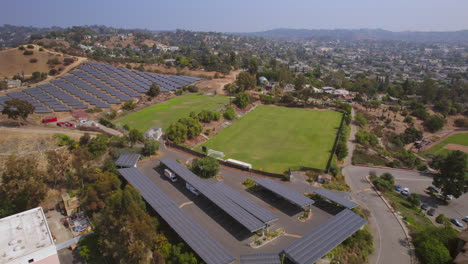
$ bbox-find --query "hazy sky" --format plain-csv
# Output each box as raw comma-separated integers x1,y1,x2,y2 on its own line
3,0,467,32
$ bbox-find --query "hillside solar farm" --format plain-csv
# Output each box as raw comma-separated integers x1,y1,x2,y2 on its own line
0,62,202,113
198,105,343,173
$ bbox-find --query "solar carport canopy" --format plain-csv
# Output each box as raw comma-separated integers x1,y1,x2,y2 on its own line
115,152,141,168
160,158,266,232
254,178,314,208
240,253,281,264
118,168,235,264
212,181,277,224
283,209,367,264
313,188,358,209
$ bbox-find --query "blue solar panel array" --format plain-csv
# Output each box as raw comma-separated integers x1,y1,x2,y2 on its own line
23,87,70,112
1,62,202,113
38,84,88,109
7,91,52,113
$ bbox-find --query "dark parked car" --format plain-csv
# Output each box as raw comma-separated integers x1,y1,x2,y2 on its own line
427,208,436,216
420,203,429,210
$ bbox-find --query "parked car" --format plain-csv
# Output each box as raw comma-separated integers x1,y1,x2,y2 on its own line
57,121,75,128
164,169,177,182
420,203,429,210
451,218,464,228
42,117,58,123
401,188,409,196
445,195,454,200
427,186,441,193
395,185,402,191
185,183,199,196
463,216,468,223
427,208,436,216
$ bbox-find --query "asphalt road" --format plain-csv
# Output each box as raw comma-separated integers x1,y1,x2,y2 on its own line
343,166,412,264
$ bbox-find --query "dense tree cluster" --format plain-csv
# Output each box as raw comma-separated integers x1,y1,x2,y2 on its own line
431,150,467,199
166,117,202,144
192,157,220,178
233,92,251,108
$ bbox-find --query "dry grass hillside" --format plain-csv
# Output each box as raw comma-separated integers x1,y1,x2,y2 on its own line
0,44,86,79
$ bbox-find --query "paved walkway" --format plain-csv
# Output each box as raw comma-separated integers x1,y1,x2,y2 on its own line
55,232,93,251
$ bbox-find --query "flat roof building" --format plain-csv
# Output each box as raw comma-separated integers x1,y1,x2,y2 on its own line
0,207,60,264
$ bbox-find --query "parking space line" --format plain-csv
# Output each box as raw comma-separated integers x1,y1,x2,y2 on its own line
179,201,193,208
283,233,302,238
354,188,372,193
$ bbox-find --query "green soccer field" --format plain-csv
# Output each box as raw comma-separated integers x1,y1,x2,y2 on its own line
114,94,229,132
197,105,342,173
421,133,468,157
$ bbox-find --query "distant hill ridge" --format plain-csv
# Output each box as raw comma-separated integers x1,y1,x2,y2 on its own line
237,28,468,43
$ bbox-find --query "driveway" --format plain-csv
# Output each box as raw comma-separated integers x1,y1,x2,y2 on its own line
343,166,412,264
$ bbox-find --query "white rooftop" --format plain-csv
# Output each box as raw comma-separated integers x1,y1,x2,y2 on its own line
0,207,57,264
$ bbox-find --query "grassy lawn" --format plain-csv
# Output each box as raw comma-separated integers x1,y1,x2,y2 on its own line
421,133,468,156
197,105,342,173
114,94,229,132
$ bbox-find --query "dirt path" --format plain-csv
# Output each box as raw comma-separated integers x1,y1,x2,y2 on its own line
195,70,240,95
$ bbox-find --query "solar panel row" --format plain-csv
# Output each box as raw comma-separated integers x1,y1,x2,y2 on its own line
51,79,111,108
62,75,120,104
254,178,314,208
38,84,88,109
283,209,367,264
72,71,133,102
0,96,12,112
7,91,52,113
118,168,235,264
160,158,270,232
88,63,148,93
79,64,143,97
23,87,70,112
102,64,151,90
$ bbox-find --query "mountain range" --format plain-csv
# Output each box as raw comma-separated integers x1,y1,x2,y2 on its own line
238,28,468,43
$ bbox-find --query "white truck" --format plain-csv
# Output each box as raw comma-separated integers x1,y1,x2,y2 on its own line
164,169,177,182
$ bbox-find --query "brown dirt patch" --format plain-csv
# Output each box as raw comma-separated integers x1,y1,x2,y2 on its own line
444,144,468,152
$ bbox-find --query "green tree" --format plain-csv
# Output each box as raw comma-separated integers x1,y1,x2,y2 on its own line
423,115,446,132
335,140,348,161
141,141,159,156
1,99,35,122
146,83,160,97
413,236,451,264
93,185,159,263
380,173,394,185
236,72,256,91
294,74,305,90
247,57,259,74
432,151,468,199
233,92,250,108
179,117,202,139
87,134,109,158
127,128,144,147
0,156,48,215
192,157,220,178
166,122,188,144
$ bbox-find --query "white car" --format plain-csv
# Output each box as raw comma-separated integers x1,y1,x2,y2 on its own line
186,183,199,196
463,216,468,223
401,188,409,196
164,169,177,182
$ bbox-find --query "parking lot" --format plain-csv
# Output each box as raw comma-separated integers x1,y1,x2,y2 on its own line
138,156,337,260
370,167,468,230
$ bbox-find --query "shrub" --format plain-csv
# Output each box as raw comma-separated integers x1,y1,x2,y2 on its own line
49,68,58,76
454,118,468,128
223,106,236,120
243,177,256,189
407,193,421,207
435,214,449,225
98,118,116,129
122,101,136,111
233,92,250,108
198,110,220,123
47,57,61,65
23,50,34,55
186,85,198,93
355,130,378,146
39,48,44,51
175,89,183,96
354,113,368,127
380,173,394,185
122,124,130,131
27,44,34,49
18,46,25,50
259,94,278,104
29,58,38,63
